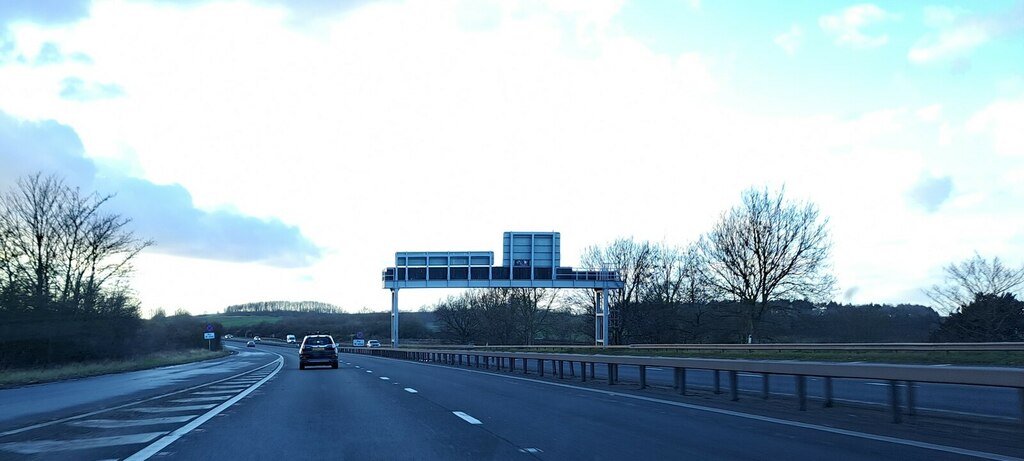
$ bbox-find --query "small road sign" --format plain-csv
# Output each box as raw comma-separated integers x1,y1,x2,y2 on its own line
204,332,215,340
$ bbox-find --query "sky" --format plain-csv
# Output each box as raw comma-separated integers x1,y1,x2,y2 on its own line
0,0,1022,316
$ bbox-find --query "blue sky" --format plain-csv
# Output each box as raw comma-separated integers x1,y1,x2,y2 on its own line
0,0,1021,314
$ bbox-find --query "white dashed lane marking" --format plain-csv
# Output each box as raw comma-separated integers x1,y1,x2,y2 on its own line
404,388,418,393
380,377,390,380
452,411,482,425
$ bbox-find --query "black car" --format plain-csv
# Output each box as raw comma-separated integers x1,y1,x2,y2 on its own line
298,335,338,370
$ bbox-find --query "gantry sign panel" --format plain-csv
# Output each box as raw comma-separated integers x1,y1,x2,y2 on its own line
383,232,620,290
381,232,624,346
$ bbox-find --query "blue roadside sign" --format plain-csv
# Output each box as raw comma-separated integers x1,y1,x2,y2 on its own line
206,324,215,332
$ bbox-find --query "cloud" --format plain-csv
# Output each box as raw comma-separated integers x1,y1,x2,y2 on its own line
915,103,942,122
104,177,323,267
906,173,953,213
967,98,1024,157
59,77,125,101
0,0,91,27
819,4,892,48
0,109,322,267
908,23,988,64
774,25,803,55
34,42,92,65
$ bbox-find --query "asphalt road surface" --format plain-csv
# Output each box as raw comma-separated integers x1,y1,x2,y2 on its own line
0,344,1021,461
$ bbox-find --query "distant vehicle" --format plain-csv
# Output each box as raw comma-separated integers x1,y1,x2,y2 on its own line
366,340,381,348
224,334,233,339
299,335,339,370
253,336,261,341
246,341,255,347
286,335,296,343
352,339,365,347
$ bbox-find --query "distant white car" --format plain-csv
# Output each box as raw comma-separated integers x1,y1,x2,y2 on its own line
253,336,261,341
366,340,381,348
286,335,296,343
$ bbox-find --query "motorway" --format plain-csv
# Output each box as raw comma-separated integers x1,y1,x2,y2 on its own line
0,343,1021,461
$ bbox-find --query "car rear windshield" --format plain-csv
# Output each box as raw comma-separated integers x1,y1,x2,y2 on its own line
305,337,333,346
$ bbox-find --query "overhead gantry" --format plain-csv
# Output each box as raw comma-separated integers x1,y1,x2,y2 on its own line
381,231,624,347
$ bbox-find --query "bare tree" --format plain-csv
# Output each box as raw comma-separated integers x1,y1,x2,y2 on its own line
433,294,481,344
925,253,1024,315
0,173,151,314
579,237,659,344
693,186,836,342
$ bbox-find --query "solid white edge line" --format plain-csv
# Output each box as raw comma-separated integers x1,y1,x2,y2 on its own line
0,348,279,437
123,352,285,461
359,356,1024,461
452,411,482,425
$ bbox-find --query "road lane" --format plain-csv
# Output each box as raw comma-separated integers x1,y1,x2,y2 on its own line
329,352,1022,461
158,349,530,460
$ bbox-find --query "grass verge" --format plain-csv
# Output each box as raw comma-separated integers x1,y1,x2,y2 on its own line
459,347,1024,366
0,349,232,388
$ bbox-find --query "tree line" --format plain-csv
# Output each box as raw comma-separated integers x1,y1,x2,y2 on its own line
431,187,1023,344
225,300,344,315
0,173,217,369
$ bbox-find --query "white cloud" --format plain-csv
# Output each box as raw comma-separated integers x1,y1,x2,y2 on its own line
915,103,942,122
819,4,891,49
967,98,1024,157
774,25,803,55
908,23,988,64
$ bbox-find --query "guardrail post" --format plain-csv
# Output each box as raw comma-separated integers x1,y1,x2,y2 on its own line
729,370,738,401
510,357,516,372
824,377,833,408
581,362,586,382
569,362,575,377
558,360,564,379
889,380,902,423
639,365,647,390
762,374,770,399
538,359,544,377
906,381,916,417
590,363,595,379
677,368,687,395
523,358,528,375
714,370,721,394
797,376,807,411
608,363,615,385
475,355,480,368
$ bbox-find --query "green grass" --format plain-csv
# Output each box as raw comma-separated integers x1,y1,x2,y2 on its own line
460,347,1024,367
200,314,283,329
0,349,231,388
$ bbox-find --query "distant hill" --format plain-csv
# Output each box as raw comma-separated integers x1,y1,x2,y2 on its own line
224,300,344,315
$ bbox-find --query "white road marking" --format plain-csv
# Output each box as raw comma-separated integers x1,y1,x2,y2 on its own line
404,358,1023,461
130,404,217,413
125,355,285,461
0,357,279,438
191,390,239,395
864,382,902,387
404,388,418,393
452,411,482,425
169,396,232,403
355,365,361,368
366,370,373,373
380,377,390,380
0,432,167,454
68,416,197,428
519,448,544,454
